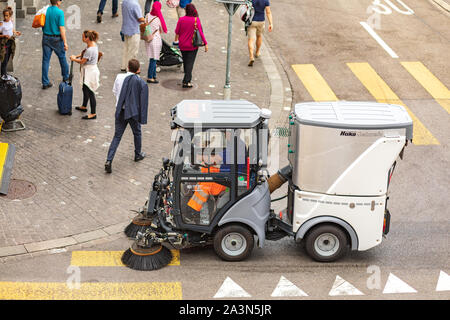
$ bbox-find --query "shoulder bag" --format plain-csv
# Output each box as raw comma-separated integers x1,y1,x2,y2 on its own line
192,17,205,47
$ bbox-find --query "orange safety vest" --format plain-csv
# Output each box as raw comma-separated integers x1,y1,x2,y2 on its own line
187,166,227,212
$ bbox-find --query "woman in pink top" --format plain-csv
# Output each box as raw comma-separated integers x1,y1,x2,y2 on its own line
145,1,167,84
174,3,208,88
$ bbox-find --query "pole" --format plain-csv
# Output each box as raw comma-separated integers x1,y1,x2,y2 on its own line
223,4,236,100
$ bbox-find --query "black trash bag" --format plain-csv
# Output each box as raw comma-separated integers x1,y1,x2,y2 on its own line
2,104,24,123
0,74,23,122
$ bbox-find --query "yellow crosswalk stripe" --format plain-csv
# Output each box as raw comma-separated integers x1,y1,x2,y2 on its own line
401,61,450,114
0,143,8,183
70,250,180,267
292,64,338,101
347,62,439,145
0,282,182,300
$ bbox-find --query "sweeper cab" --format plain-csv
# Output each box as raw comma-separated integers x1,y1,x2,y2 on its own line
121,100,413,270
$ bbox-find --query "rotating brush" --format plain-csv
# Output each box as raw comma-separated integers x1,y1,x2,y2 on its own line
124,214,153,239
121,242,172,271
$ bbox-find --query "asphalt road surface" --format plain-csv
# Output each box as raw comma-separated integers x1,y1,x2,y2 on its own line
0,0,448,302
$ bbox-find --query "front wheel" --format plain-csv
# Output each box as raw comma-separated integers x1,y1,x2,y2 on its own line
305,224,349,262
213,224,254,262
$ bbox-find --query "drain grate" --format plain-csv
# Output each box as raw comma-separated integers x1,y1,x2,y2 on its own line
0,179,36,200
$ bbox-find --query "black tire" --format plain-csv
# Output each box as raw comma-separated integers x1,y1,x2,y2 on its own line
213,224,254,262
305,224,349,262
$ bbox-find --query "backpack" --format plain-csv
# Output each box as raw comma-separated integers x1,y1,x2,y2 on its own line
240,1,255,25
32,5,49,28
239,0,255,34
140,16,158,42
166,0,180,8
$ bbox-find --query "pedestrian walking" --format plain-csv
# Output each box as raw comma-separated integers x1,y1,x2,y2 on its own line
247,0,273,67
105,59,149,174
120,0,145,72
144,1,167,84
176,0,192,19
70,30,101,120
174,3,207,88
0,6,21,76
41,0,69,90
144,0,159,16
97,0,119,23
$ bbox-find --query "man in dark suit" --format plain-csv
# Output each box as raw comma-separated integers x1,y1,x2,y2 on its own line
105,59,148,173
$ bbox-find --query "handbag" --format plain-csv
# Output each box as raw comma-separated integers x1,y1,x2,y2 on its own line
32,5,49,28
140,16,158,42
192,18,205,47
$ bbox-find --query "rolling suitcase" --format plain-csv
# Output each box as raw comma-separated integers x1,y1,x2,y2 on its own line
57,61,73,115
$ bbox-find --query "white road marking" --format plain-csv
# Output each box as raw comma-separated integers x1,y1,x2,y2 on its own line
360,21,399,58
329,276,364,296
383,273,417,294
436,271,450,292
214,277,251,298
271,276,308,297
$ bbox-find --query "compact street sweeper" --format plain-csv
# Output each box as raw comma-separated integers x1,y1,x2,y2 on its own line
121,100,413,270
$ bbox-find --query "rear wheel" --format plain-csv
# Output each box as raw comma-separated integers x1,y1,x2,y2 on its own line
305,224,349,262
213,224,254,262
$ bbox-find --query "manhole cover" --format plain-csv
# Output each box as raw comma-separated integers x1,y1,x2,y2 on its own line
161,79,198,91
0,179,36,200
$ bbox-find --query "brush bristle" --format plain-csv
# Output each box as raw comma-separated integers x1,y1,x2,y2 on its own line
124,222,148,239
121,246,173,271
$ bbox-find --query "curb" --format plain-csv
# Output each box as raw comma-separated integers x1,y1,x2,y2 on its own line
0,221,129,261
432,0,450,12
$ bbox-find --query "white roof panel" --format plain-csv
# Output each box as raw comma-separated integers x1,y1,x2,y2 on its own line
173,100,263,128
294,101,413,139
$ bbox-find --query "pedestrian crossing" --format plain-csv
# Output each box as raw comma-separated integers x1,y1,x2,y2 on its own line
291,61,449,146
0,250,448,299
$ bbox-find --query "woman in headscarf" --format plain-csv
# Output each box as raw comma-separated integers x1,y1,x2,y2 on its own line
144,1,167,84
174,3,208,88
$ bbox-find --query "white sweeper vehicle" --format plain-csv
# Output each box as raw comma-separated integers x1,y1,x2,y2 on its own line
121,100,413,271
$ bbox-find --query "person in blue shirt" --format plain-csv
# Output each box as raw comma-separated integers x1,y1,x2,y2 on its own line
41,0,69,89
247,0,273,67
120,0,145,71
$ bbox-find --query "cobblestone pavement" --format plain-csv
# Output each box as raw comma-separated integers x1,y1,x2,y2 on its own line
0,0,292,259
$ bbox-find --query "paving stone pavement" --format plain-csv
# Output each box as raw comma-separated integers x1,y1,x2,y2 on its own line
0,0,292,260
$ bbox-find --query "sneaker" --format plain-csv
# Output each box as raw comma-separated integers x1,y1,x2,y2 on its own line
42,83,53,90
134,152,146,162
97,13,102,23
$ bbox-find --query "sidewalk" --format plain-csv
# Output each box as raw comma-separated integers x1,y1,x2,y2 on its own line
0,0,292,261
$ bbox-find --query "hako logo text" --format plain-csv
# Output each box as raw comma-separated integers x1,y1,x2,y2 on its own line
340,131,357,136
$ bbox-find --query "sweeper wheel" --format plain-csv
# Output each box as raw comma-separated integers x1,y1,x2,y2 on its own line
121,242,172,271
124,214,153,239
